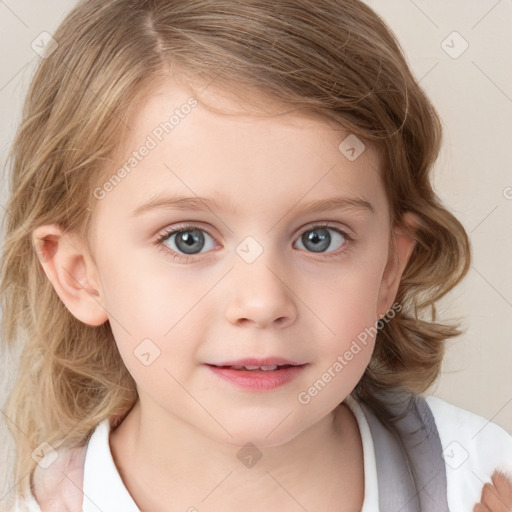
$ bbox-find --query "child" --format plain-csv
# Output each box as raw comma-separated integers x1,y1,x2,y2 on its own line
1,0,511,510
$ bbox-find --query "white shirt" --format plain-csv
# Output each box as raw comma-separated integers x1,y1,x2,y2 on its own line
14,395,512,511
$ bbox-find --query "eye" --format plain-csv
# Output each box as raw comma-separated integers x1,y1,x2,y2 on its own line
155,222,352,262
293,224,350,255
156,224,217,261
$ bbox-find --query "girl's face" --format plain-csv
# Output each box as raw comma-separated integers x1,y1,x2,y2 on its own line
85,80,412,447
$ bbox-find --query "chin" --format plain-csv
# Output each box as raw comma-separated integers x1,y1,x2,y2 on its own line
208,417,309,450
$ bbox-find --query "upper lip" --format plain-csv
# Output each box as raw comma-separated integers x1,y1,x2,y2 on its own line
207,357,305,367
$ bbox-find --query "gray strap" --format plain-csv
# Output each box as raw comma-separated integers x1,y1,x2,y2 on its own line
358,390,449,512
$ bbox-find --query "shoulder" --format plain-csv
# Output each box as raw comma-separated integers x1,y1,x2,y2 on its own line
424,395,512,509
425,395,512,460
31,443,88,512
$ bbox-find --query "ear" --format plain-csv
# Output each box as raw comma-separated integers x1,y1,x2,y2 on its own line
32,224,108,326
376,212,419,318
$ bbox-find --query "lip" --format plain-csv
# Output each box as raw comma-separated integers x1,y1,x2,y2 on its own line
205,362,308,391
208,357,304,367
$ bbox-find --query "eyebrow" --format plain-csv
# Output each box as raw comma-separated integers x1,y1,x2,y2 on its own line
131,193,375,217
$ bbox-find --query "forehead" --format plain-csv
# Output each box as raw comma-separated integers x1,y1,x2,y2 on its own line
95,80,387,222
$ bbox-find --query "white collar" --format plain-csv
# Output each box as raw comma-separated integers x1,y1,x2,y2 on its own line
344,394,379,511
82,418,139,512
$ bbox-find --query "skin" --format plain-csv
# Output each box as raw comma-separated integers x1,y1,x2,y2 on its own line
473,470,512,512
33,79,419,511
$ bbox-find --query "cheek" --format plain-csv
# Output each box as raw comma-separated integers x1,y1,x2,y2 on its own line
299,275,382,409
93,243,202,378
310,252,387,332
96,242,187,330
302,246,388,375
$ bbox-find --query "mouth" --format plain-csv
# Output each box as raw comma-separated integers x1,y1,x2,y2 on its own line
207,357,305,369
208,363,298,371
205,361,308,391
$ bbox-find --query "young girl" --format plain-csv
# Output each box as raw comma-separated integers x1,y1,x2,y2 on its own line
1,0,511,511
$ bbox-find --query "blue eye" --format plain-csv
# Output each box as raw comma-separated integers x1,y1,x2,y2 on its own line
155,223,352,262
156,224,216,259
294,225,348,254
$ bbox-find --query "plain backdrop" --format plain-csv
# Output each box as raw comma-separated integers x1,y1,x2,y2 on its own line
1,0,511,501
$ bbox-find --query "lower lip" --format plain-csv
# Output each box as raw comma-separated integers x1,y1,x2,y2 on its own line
205,364,307,391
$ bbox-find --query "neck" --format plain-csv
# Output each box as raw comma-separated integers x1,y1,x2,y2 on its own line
110,397,364,512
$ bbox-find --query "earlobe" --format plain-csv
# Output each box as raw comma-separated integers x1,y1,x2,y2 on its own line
377,212,419,317
32,224,108,326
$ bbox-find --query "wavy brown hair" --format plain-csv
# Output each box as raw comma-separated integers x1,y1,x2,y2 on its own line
0,0,470,504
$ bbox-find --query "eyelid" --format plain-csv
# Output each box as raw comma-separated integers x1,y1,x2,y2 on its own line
155,223,219,249
298,220,354,238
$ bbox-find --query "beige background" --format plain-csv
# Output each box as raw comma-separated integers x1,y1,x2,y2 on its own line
1,0,511,502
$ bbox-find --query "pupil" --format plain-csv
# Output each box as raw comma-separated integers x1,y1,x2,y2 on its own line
182,233,194,246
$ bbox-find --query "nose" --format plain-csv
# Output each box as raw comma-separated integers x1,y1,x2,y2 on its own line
224,256,298,329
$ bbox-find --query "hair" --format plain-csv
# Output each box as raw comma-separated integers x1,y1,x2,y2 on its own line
0,0,470,503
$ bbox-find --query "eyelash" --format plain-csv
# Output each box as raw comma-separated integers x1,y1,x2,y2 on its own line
155,223,354,263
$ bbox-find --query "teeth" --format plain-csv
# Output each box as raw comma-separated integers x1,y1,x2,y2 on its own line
230,364,279,371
